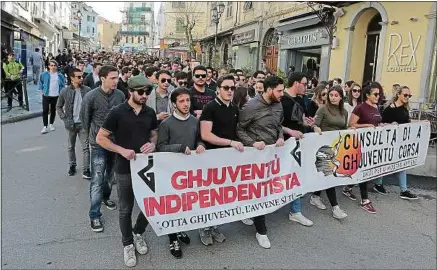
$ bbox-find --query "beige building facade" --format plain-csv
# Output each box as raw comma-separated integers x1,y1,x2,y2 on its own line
97,17,120,51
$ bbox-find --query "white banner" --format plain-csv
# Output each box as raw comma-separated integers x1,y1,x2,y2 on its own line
131,122,431,236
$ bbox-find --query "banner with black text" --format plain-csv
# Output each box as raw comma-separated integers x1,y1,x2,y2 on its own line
130,122,430,236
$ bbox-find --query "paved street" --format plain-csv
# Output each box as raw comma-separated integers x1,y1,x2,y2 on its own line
1,118,436,269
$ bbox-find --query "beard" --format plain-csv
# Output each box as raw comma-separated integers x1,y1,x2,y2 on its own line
270,93,280,103
132,95,146,105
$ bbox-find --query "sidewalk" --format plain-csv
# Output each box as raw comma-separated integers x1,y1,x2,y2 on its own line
1,81,42,124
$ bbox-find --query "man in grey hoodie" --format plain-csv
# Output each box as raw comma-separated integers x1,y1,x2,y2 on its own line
157,87,205,258
80,65,125,233
236,75,285,249
56,68,91,178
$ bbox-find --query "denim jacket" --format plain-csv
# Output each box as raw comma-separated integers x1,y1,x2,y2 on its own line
38,71,65,96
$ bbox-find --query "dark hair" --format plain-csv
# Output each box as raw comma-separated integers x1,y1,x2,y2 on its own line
345,80,355,88
93,62,102,69
216,75,235,88
70,68,82,78
263,75,284,92
156,69,171,79
333,78,342,84
311,77,318,88
144,66,159,77
326,85,345,116
98,65,118,79
363,81,384,102
290,65,295,72
206,66,213,72
121,66,132,75
174,71,188,81
132,68,140,76
35,48,40,52
233,86,249,109
319,81,328,87
253,70,265,78
229,68,236,74
77,61,85,66
193,65,207,74
235,69,243,74
287,72,306,88
347,83,363,106
170,87,191,104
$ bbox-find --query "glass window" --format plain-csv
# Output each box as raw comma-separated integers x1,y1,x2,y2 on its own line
226,2,233,17
244,2,253,10
176,18,184,33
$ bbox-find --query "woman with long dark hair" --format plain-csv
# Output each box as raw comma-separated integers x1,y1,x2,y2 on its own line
348,82,384,214
232,86,249,109
310,85,348,219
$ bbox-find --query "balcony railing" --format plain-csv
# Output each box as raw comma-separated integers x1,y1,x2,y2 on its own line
120,31,149,36
128,7,152,13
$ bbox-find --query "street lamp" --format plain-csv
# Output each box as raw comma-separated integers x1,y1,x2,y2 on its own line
211,2,225,65
77,10,82,51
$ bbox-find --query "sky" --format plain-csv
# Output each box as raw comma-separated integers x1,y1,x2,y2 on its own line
86,2,161,23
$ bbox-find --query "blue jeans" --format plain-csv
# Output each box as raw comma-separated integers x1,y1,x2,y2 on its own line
376,171,408,192
289,198,301,213
89,146,115,220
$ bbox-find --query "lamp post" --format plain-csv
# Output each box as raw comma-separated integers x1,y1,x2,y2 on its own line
211,2,225,66
77,10,82,51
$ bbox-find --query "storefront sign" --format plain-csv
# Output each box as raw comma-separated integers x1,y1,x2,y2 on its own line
280,28,329,50
232,29,255,46
386,31,421,73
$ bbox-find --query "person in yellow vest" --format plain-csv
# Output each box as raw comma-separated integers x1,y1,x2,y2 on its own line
3,52,24,112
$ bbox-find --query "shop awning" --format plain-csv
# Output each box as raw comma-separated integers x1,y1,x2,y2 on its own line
277,14,321,33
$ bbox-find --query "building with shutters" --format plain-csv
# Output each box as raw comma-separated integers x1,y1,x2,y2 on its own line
118,2,154,52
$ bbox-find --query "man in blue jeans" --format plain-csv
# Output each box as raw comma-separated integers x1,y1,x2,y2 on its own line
80,65,125,232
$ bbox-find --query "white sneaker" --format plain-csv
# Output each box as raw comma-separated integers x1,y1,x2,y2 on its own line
41,126,48,134
289,212,314,227
256,233,271,249
310,195,327,210
241,218,254,226
123,244,136,267
332,206,348,219
133,233,148,255
49,124,55,131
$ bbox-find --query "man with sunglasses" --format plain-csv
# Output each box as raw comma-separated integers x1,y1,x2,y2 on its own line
96,75,157,267
56,68,91,178
190,65,216,118
146,70,172,123
199,75,248,246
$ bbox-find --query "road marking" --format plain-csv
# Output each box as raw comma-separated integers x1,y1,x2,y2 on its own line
16,146,46,153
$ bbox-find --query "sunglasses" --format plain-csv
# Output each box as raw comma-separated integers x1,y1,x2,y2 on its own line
74,76,83,79
178,81,187,86
403,94,412,98
321,92,327,96
371,93,380,97
135,88,153,96
194,74,207,79
352,89,361,93
221,86,236,91
160,78,172,84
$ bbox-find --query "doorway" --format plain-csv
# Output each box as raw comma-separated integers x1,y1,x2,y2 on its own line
362,14,382,85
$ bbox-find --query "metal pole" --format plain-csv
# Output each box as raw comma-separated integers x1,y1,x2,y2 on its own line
79,22,81,51
214,21,218,67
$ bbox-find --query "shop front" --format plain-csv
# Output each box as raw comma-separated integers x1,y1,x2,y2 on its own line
328,1,436,103
277,24,331,81
231,23,260,71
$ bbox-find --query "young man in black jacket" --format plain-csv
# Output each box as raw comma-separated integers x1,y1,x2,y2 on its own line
84,62,102,89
